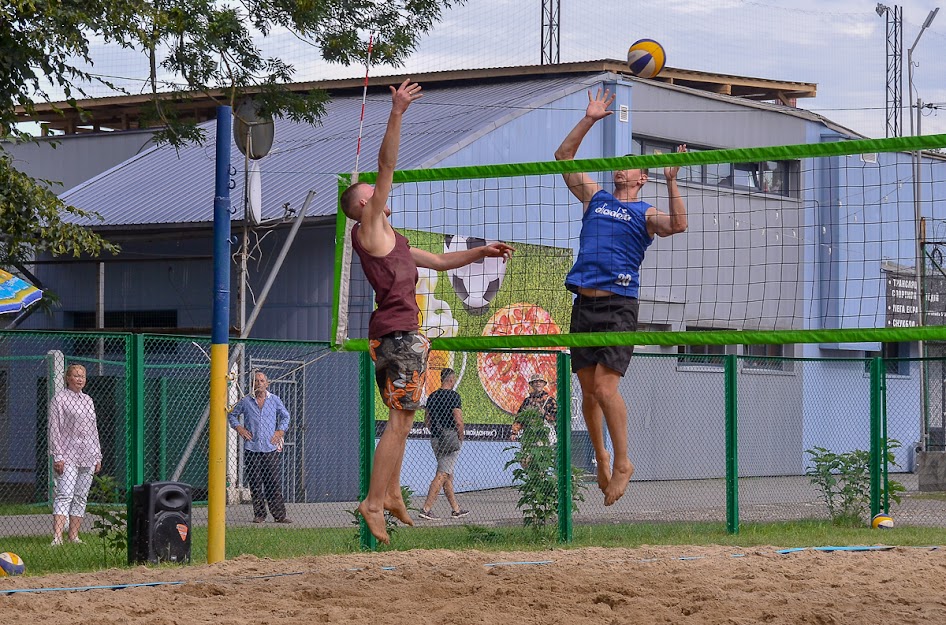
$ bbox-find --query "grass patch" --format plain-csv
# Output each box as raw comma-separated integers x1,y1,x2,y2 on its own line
4,520,943,578
0,503,51,516
909,491,946,502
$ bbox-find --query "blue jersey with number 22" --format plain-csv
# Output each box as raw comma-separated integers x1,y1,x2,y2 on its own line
565,189,653,298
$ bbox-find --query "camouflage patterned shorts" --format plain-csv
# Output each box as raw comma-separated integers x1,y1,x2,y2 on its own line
369,331,430,411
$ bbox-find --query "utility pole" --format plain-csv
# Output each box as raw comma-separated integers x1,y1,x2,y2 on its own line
907,7,939,451
540,0,560,65
875,4,903,137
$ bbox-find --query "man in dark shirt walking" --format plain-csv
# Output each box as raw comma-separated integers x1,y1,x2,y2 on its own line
419,368,469,520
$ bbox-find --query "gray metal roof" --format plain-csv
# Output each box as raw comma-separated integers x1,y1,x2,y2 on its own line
60,77,590,227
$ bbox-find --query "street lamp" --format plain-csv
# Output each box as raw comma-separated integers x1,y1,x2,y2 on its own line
907,7,939,453
907,7,939,137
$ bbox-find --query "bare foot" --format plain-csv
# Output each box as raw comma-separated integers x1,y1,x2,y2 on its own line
595,450,612,494
384,497,414,527
356,501,390,545
603,457,634,506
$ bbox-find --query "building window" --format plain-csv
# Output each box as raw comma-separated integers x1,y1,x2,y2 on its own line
66,310,179,357
743,344,792,371
677,327,735,368
866,342,911,376
632,136,796,197
68,310,178,330
635,323,672,353
718,161,792,195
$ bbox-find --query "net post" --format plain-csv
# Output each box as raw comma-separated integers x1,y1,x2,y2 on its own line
332,175,353,347
358,350,377,551
724,354,739,534
869,357,884,518
556,350,573,544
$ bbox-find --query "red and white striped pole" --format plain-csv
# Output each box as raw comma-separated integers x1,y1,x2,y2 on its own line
353,34,375,182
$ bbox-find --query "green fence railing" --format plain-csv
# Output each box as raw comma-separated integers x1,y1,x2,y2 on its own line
0,330,942,574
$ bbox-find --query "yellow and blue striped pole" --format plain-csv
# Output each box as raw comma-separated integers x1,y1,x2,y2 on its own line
208,105,232,563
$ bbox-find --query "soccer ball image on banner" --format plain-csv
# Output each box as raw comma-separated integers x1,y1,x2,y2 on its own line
444,235,507,315
0,552,25,576
871,512,894,529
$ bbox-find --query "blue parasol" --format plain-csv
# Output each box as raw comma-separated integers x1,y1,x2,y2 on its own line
0,269,42,314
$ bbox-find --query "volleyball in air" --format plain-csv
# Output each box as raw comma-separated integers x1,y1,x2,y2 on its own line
0,552,25,576
626,39,666,79
871,512,894,529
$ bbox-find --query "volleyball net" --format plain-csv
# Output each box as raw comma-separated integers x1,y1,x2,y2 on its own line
333,133,946,354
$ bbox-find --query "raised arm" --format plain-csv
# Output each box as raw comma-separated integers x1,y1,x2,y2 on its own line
357,79,424,254
554,88,615,209
410,242,514,271
646,144,689,238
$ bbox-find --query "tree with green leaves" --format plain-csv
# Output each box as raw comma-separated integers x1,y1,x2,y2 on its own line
1,0,461,268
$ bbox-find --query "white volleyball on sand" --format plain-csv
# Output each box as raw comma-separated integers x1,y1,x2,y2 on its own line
444,235,507,315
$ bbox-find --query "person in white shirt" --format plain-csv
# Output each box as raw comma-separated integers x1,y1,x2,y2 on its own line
48,364,102,546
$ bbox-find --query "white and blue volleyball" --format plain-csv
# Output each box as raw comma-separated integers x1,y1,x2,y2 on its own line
627,39,666,79
0,552,25,576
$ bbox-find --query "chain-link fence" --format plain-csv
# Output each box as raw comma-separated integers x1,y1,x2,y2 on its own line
1,333,944,573
0,331,131,573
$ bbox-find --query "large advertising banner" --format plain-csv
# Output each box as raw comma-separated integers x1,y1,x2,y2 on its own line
375,230,573,441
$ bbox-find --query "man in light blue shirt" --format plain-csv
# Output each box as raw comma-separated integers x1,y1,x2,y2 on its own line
228,371,292,523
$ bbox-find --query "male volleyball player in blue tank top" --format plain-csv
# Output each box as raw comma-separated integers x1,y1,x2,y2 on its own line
340,79,513,543
555,87,687,506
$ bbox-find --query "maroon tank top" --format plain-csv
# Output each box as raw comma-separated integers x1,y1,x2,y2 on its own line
351,224,421,338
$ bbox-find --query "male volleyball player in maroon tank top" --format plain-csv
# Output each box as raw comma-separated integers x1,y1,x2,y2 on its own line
340,79,514,544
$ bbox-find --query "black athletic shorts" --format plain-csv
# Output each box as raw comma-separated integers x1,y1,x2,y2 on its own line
569,293,640,375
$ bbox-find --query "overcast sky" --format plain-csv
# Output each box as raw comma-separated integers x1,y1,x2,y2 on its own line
74,0,946,139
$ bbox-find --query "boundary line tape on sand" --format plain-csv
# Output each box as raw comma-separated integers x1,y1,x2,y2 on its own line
2,546,940,595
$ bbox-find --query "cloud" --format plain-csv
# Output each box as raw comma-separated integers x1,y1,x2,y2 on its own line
23,0,946,139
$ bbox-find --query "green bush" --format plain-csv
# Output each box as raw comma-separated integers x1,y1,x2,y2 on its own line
805,439,905,527
504,408,585,528
87,474,128,567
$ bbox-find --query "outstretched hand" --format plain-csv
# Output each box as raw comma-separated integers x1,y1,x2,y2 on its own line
482,242,515,262
585,88,616,121
664,144,687,180
390,78,423,114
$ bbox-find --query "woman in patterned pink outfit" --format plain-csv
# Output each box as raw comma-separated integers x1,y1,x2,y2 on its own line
48,364,102,546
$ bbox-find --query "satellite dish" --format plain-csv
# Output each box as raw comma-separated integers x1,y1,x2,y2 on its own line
247,160,262,225
233,98,274,160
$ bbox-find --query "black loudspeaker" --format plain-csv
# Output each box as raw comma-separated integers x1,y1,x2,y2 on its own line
130,481,192,564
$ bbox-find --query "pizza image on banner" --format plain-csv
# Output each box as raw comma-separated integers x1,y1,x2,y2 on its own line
373,229,573,436
477,304,563,414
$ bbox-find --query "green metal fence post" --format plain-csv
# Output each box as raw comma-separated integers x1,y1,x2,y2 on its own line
869,356,883,518
126,333,145,564
881,358,890,513
724,354,739,534
359,351,377,551
159,376,168,481
556,351,573,544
